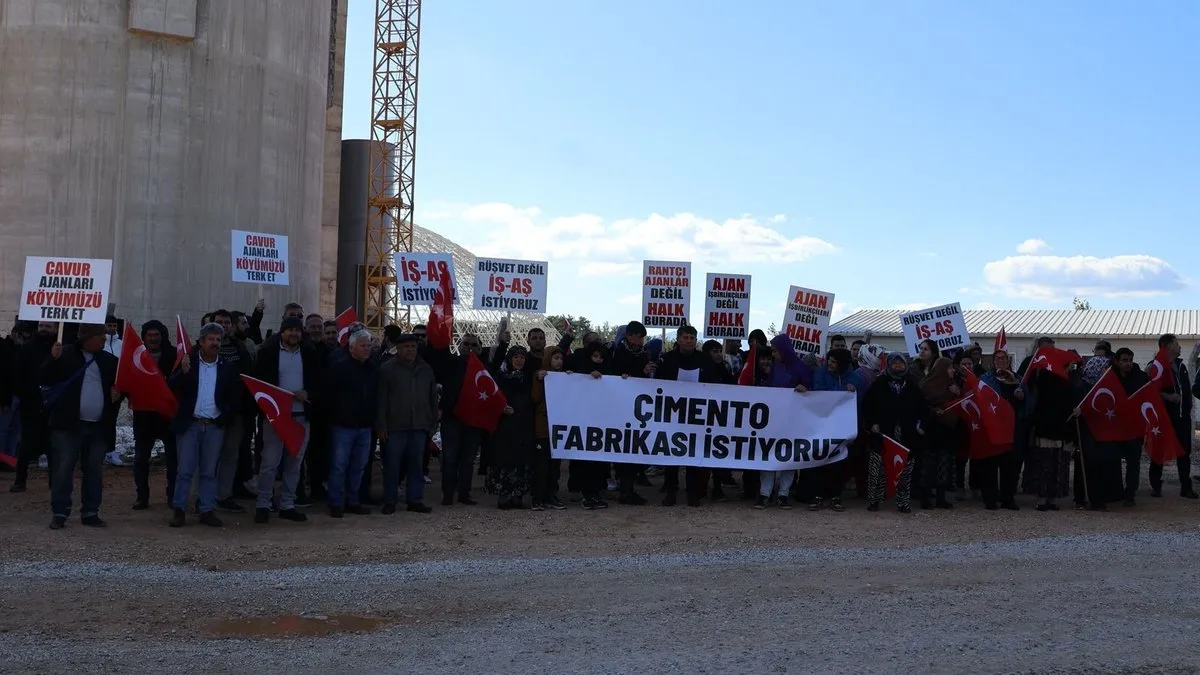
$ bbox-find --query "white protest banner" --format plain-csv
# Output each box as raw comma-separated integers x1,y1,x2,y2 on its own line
642,260,691,328
900,302,970,356
19,257,113,324
782,285,834,355
393,252,457,306
703,273,750,340
545,373,856,471
472,257,548,313
231,230,289,286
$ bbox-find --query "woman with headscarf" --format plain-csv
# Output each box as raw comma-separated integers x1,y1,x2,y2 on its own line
848,343,886,499
978,349,1024,510
862,352,925,512
1025,345,1080,512
918,354,959,509
486,346,535,509
1071,356,1119,511
807,348,862,511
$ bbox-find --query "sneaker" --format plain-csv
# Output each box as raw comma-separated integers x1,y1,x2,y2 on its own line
329,506,344,518
199,511,223,527
278,508,308,522
618,493,647,506
753,495,767,510
808,498,822,512
546,496,567,511
531,501,545,512
49,516,66,530
254,508,270,524
406,502,432,514
1183,490,1199,499
582,497,599,510
345,504,371,515
81,515,107,527
777,496,792,510
104,451,126,467
381,503,397,515
830,498,845,512
293,495,313,509
169,508,186,527
216,499,245,513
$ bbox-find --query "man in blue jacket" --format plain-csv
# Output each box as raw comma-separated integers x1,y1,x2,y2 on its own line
168,322,239,527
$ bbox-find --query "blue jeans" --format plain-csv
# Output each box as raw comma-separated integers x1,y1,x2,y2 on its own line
0,400,20,466
174,420,225,513
329,426,371,507
50,422,106,519
383,430,428,506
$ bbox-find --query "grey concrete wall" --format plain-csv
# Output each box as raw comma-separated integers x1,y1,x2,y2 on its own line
319,0,347,317
0,0,332,332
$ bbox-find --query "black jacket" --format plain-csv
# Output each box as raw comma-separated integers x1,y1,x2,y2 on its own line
426,345,505,413
324,355,379,428
167,347,240,433
253,334,322,414
611,341,650,379
14,335,54,407
656,348,720,384
861,373,925,442
0,336,16,408
41,346,119,431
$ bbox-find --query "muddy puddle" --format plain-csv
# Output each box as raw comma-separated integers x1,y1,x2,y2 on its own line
207,613,400,638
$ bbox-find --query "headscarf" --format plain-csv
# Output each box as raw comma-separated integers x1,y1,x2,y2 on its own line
857,343,884,371
500,345,528,381
886,352,909,380
1081,355,1109,387
919,356,955,405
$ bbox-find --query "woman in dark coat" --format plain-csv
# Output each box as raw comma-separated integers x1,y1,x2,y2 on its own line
486,346,536,509
919,355,960,509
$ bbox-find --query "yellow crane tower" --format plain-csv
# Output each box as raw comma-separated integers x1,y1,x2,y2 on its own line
365,0,421,330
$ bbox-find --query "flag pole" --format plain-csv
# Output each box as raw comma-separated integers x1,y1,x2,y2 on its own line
1075,418,1090,508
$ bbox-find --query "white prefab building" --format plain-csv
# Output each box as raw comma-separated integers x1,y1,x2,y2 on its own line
829,309,1200,365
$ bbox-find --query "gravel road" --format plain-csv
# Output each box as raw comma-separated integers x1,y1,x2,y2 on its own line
4,531,1200,674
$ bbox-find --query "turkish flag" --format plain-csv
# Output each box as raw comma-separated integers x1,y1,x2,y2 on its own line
881,435,911,499
962,369,1015,449
240,374,305,457
737,343,757,386
334,307,357,346
115,323,178,420
946,392,1005,460
427,269,455,350
453,352,508,433
1127,382,1186,465
0,443,15,468
173,315,191,372
1147,346,1177,392
1078,368,1141,442
993,326,1008,355
1021,345,1077,383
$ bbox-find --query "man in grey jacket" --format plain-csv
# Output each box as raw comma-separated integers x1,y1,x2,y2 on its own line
376,333,439,515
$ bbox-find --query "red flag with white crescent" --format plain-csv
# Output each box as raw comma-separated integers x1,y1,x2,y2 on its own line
1147,346,1177,392
174,315,191,372
240,374,305,457
453,352,508,433
881,435,911,499
737,343,758,386
334,307,358,346
1078,368,1141,442
427,269,455,350
115,323,179,420
1127,382,1186,465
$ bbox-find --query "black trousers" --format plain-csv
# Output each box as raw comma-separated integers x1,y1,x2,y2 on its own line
1149,424,1193,494
531,438,560,502
307,417,331,498
14,408,52,487
741,470,760,499
662,465,712,500
974,450,1018,506
132,412,177,504
802,462,844,501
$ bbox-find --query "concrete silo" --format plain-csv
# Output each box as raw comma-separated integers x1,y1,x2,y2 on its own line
0,0,340,330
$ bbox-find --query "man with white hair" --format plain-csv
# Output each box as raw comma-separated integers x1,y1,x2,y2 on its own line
323,329,379,517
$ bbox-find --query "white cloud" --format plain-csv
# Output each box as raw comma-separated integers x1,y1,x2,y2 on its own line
1016,238,1050,254
424,203,839,269
982,254,1185,299
578,261,639,277
831,301,863,322
768,214,787,224
616,294,641,305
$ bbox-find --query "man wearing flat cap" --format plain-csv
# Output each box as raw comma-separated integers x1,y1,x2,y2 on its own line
376,332,439,515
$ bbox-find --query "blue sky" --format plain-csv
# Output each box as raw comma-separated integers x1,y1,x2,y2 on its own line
342,1,1199,329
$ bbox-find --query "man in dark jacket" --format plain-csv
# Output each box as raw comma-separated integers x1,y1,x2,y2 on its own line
1148,334,1197,499
42,324,119,530
424,332,497,506
658,325,722,506
1109,348,1151,505
167,322,239,527
212,309,256,508
252,317,321,523
609,321,655,505
376,332,439,515
131,320,179,510
324,328,379,517
10,321,55,492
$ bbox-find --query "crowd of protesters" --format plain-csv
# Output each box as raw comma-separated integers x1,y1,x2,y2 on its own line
1,300,1198,531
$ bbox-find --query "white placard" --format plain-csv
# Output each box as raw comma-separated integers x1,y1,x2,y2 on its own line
781,285,835,355
642,260,691,328
703,273,750,340
900,302,970,356
19,256,114,324
231,230,289,286
472,257,548,313
393,252,458,306
545,373,857,470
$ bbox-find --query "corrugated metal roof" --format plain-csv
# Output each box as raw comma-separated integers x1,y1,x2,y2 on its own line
830,309,1200,338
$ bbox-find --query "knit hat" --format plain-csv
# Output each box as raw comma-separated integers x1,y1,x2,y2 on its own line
280,317,304,333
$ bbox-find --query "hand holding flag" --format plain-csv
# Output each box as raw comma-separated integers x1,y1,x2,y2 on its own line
240,375,306,457
115,323,178,420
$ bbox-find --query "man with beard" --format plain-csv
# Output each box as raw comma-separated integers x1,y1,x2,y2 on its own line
9,322,56,493
130,320,180,510
658,326,723,506
44,324,120,529
252,317,320,523
322,320,339,352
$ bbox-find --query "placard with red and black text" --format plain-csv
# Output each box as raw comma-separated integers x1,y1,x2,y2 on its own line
642,261,691,328
472,257,548,313
703,273,750,340
393,252,458,305
782,285,834,354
